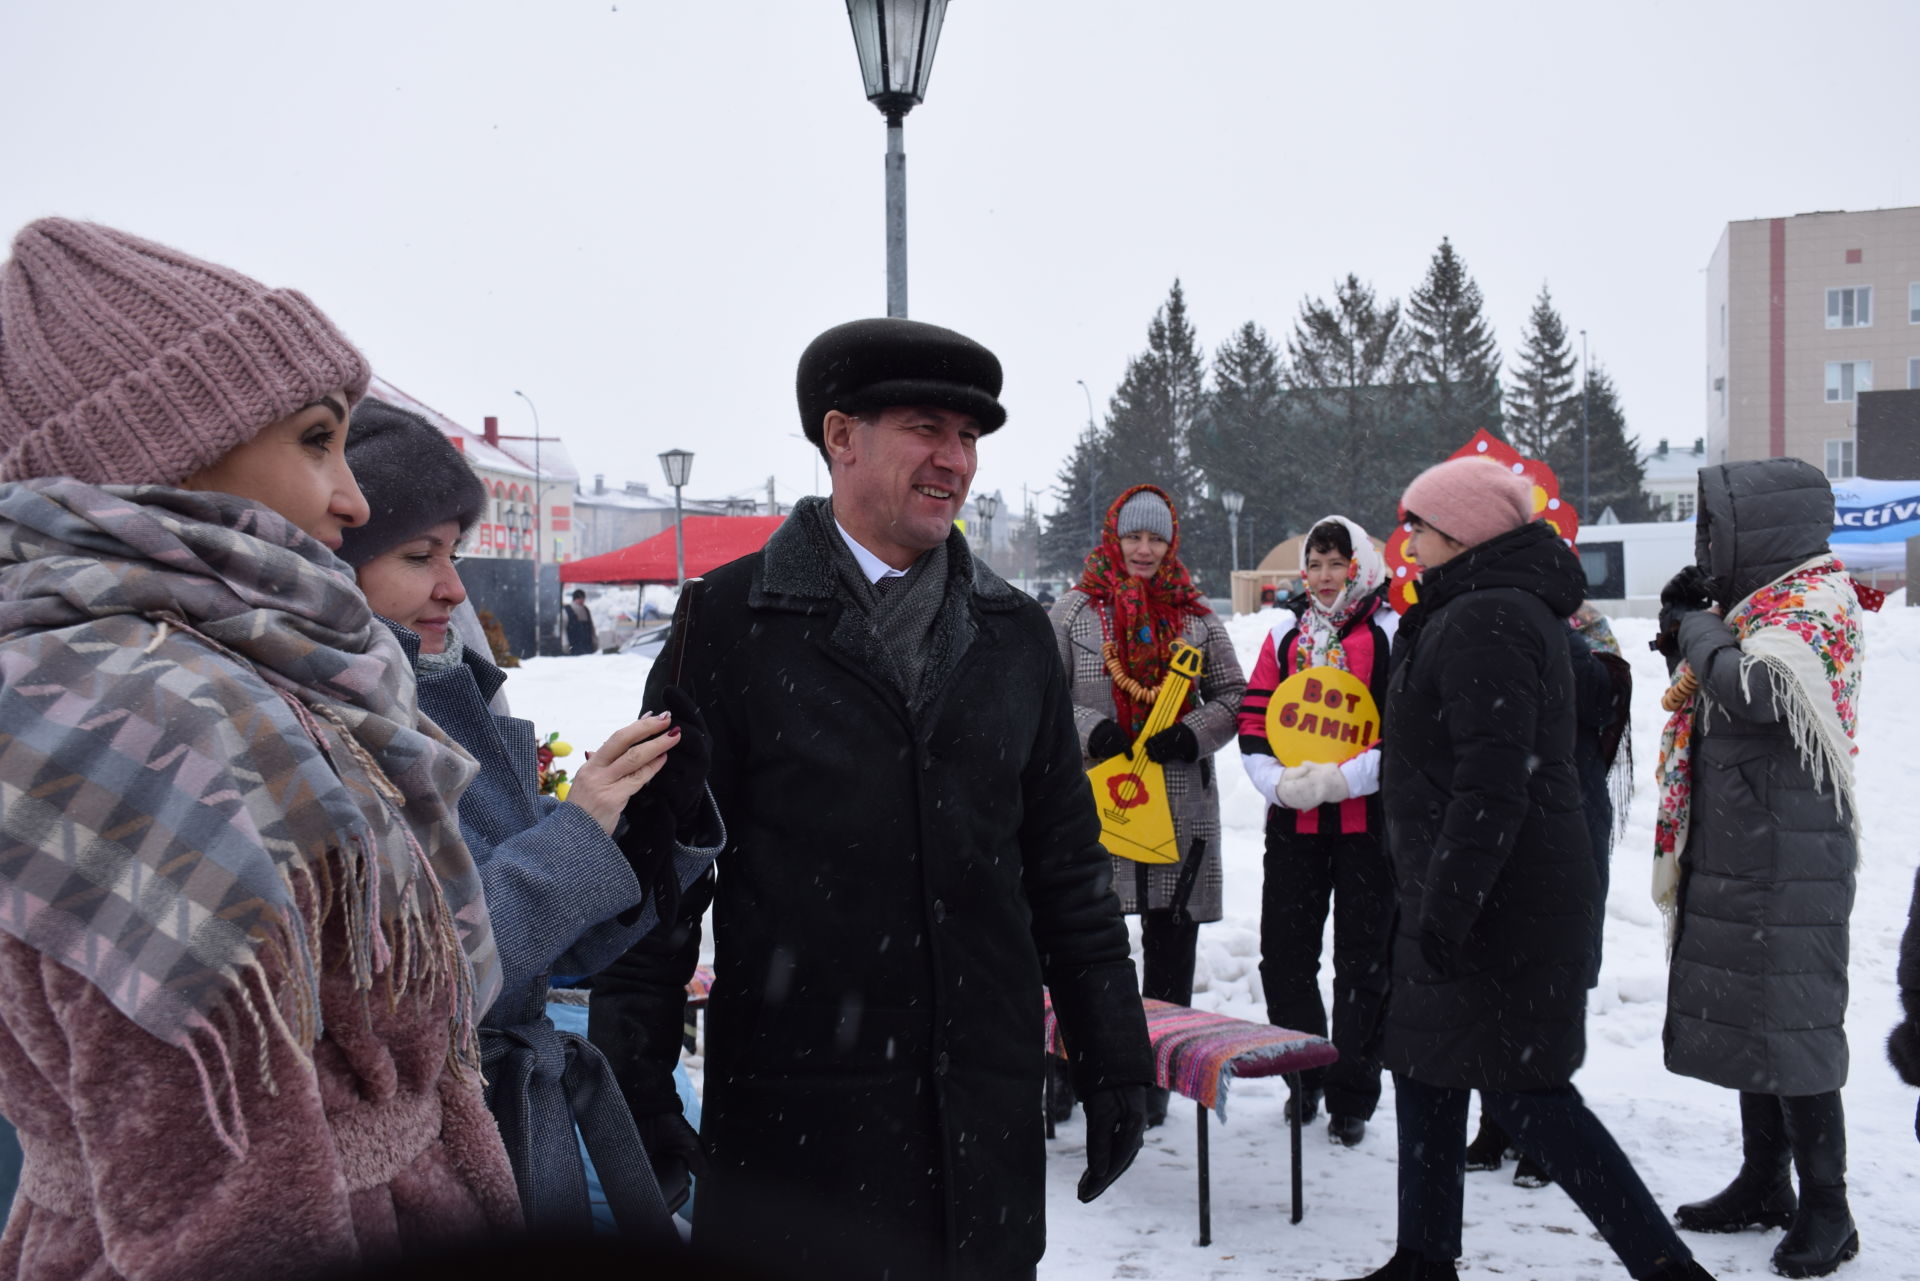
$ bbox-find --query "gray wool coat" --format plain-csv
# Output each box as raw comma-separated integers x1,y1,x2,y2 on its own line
1664,459,1859,1097
1052,590,1246,922
394,623,722,1238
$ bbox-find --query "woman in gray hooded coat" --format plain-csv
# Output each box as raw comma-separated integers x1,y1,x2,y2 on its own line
1653,459,1863,1279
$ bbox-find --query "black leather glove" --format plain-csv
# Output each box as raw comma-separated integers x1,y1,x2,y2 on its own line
1143,722,1199,765
1077,1085,1147,1203
1086,719,1133,764
1420,925,1462,977
634,1110,709,1214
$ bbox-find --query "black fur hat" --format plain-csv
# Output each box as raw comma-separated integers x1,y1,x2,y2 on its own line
338,398,488,567
795,318,1005,453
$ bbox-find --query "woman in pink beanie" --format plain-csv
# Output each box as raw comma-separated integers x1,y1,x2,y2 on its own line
0,219,520,1278
1336,457,1713,1280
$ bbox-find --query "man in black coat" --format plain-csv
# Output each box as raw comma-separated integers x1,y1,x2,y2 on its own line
590,319,1152,1281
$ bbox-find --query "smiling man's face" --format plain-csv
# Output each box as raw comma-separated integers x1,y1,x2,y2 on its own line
823,404,980,570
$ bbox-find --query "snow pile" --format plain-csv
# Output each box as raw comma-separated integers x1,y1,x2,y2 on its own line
503,605,1920,1280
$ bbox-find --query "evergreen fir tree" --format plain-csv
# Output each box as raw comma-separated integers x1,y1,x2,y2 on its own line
1039,424,1106,578
1506,285,1579,460
1193,321,1289,571
1102,280,1220,586
1545,362,1651,522
1405,237,1503,443
1281,274,1415,533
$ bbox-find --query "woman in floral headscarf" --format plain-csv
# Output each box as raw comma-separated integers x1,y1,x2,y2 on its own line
1236,516,1397,1147
1051,485,1245,1126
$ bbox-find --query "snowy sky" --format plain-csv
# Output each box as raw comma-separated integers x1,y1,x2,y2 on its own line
5,0,1917,521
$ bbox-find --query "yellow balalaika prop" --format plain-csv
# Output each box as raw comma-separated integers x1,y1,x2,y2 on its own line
1086,640,1205,865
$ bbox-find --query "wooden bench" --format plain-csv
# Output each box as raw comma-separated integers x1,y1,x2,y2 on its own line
1045,995,1339,1247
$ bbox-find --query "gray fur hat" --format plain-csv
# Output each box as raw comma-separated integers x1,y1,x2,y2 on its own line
338,398,488,567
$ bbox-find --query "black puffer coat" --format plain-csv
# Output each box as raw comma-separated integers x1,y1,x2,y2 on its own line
1378,520,1595,1092
1664,459,1857,1096
591,502,1151,1280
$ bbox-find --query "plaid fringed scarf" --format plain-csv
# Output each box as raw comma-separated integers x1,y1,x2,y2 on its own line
1073,484,1210,735
0,479,498,1155
1652,555,1862,934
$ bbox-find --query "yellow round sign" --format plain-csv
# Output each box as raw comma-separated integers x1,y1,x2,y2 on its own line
1264,666,1381,765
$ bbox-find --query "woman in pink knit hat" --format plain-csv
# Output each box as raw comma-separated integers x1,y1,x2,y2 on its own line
1337,457,1711,1281
0,220,521,1277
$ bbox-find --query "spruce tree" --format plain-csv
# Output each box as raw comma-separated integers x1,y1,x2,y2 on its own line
1405,237,1503,443
1506,285,1579,461
1040,424,1106,578
1193,321,1289,571
1281,275,1416,534
1546,362,1651,522
1102,281,1219,586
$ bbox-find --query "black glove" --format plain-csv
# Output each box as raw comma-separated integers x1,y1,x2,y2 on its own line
1077,1085,1147,1203
1652,565,1715,658
1086,719,1133,764
1143,722,1199,765
643,685,711,829
1419,925,1462,977
634,1110,709,1214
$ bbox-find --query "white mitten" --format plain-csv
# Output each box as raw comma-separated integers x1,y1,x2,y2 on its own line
1277,761,1348,810
1312,759,1352,806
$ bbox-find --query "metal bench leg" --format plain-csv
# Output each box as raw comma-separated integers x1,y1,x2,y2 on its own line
1286,1070,1304,1224
1196,1100,1210,1247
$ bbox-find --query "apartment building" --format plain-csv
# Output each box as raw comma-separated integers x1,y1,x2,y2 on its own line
1705,205,1920,479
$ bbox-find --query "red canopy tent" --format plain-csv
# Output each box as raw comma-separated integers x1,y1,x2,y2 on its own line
559,515,785,585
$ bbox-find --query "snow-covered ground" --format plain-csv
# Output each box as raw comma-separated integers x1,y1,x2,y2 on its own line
505,607,1920,1279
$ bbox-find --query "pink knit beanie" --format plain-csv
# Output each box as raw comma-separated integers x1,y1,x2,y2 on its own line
1399,455,1535,548
0,218,371,486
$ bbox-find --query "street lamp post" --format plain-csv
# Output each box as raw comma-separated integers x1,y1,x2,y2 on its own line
513,390,543,563
659,449,695,587
1075,378,1099,547
845,0,948,318
1221,489,1245,576
1579,330,1591,517
974,492,998,568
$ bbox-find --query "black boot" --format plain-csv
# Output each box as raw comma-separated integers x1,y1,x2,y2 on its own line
1288,1084,1323,1126
1144,1086,1170,1129
1463,1106,1509,1172
1647,1256,1718,1280
1328,1113,1366,1146
1773,1091,1858,1278
1512,1151,1552,1188
1676,1092,1797,1233
1336,1247,1459,1280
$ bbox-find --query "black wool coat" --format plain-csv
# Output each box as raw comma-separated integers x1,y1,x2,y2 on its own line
591,501,1151,1281
1377,520,1596,1092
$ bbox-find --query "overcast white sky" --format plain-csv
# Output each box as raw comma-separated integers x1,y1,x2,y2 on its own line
4,0,1917,521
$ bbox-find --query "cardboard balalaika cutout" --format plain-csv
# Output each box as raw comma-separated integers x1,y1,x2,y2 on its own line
1086,640,1204,865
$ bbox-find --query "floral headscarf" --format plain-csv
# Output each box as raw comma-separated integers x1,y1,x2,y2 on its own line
1294,514,1384,673
1075,484,1210,734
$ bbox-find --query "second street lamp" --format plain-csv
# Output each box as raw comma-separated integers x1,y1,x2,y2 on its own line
1221,489,1245,576
974,491,998,567
845,0,948,318
659,448,695,587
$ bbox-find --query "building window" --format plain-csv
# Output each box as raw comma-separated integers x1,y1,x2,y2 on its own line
1911,282,1920,323
1825,438,1856,480
1825,360,1871,402
1912,356,1920,390
1826,286,1872,328
1720,303,1727,347
1714,374,1726,418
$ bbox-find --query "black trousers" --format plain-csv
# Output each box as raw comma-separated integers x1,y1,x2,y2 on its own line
1395,1074,1692,1278
1257,820,1392,1119
1140,910,1200,1006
